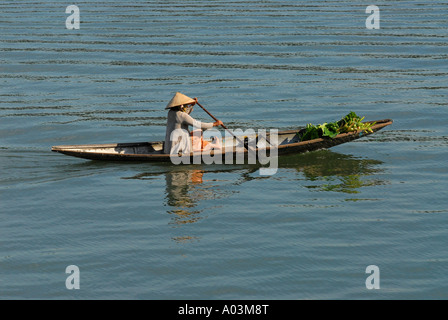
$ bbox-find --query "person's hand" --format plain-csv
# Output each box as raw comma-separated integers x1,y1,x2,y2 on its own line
213,120,224,127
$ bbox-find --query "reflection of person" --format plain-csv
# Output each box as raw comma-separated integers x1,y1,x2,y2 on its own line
164,169,207,243
163,92,223,155
164,169,206,228
165,170,203,208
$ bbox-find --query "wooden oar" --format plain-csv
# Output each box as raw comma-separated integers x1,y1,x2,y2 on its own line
196,100,272,147
195,100,252,151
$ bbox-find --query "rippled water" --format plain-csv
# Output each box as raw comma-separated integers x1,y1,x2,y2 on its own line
1,0,447,299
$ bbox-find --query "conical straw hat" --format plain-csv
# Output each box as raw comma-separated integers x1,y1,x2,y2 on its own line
165,92,196,109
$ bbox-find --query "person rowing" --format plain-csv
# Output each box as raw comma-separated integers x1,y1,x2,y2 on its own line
163,92,223,155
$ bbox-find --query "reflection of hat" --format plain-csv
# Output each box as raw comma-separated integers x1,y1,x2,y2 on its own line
165,92,196,109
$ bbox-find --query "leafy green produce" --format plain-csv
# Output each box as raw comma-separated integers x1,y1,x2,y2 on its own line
337,111,375,134
299,112,376,142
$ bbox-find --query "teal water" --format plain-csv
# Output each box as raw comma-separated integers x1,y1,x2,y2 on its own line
1,0,447,299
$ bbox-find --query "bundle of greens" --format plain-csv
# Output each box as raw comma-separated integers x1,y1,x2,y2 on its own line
299,112,376,142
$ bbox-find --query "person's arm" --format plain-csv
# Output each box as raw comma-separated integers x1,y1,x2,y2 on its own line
191,98,223,127
180,112,222,130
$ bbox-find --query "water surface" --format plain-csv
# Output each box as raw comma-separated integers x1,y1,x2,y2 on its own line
1,0,447,299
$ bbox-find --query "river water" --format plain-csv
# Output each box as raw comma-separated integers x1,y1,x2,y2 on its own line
1,0,447,299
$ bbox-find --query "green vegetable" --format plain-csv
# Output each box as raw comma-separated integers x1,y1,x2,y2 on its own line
320,122,339,138
299,112,376,142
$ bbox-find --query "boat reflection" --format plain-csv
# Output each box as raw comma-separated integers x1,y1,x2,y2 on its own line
278,150,386,194
124,150,386,243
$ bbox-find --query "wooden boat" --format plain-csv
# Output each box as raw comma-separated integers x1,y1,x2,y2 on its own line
51,119,393,162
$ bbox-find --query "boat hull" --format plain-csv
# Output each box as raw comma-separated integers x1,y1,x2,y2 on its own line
51,119,393,162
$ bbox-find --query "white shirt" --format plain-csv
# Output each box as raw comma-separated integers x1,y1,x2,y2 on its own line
163,110,214,154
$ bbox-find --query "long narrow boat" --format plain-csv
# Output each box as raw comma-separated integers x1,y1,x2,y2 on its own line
51,119,393,162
